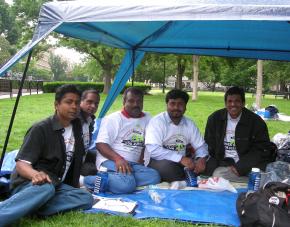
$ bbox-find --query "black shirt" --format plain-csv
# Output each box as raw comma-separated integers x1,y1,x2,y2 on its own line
10,115,85,189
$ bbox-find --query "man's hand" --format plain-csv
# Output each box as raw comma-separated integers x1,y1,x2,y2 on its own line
180,157,195,170
31,171,52,185
16,161,52,185
229,166,239,176
97,143,132,174
194,157,206,174
115,157,132,174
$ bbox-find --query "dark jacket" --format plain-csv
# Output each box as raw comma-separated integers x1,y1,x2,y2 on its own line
10,115,85,189
204,108,273,176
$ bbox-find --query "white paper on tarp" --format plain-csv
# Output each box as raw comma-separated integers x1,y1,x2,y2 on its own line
92,195,137,214
198,177,238,193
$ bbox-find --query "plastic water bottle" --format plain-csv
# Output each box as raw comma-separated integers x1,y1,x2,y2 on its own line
147,185,162,204
184,167,198,187
248,167,261,192
93,166,108,194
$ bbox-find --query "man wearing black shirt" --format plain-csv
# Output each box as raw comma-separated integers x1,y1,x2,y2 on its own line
0,85,93,226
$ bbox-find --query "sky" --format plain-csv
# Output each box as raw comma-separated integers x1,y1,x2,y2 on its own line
5,0,13,5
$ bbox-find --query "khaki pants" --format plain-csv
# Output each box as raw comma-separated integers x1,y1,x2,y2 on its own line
213,167,248,183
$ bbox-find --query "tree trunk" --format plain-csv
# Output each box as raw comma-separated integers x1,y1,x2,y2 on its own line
279,80,287,92
176,56,186,89
103,69,112,94
256,60,263,109
211,83,216,92
192,55,199,101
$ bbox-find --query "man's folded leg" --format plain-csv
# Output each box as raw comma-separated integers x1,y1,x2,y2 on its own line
0,182,55,226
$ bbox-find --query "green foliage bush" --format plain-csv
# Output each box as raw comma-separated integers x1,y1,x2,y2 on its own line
43,81,151,93
43,81,104,93
122,82,151,94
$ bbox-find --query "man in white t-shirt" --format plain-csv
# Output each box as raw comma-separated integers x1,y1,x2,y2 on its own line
84,87,160,194
205,86,274,182
145,89,208,182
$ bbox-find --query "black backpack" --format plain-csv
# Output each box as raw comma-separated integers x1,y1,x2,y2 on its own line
236,182,290,227
265,105,279,118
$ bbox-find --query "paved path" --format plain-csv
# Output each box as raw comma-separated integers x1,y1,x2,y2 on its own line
0,91,43,99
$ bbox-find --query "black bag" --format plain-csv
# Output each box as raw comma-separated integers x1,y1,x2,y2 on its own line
265,105,279,118
236,182,290,227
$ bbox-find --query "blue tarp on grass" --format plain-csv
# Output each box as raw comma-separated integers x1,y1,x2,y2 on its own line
86,188,246,226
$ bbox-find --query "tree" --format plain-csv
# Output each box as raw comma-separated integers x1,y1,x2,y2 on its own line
0,0,20,45
48,53,68,81
192,55,199,100
176,55,187,89
135,53,176,84
221,58,257,91
11,0,49,45
199,56,225,91
0,36,11,67
264,60,290,92
59,38,124,93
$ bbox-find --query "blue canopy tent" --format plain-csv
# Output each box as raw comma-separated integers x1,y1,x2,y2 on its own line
1,0,290,166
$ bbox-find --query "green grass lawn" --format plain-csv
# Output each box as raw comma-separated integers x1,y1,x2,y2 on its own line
0,91,289,226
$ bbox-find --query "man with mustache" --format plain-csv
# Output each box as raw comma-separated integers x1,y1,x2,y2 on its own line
79,89,100,178
145,89,208,182
0,85,93,226
84,87,160,194
204,86,274,182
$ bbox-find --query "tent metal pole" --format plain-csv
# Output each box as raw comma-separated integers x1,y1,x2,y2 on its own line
0,51,33,170
131,50,135,87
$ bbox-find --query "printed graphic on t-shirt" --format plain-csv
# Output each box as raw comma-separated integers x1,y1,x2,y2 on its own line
122,124,144,147
224,128,239,163
163,135,186,153
82,122,90,151
62,125,75,181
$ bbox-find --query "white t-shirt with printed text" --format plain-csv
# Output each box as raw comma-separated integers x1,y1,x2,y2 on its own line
96,111,151,169
61,124,75,181
224,113,241,163
145,112,208,165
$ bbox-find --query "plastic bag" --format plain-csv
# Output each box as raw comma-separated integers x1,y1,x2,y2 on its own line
146,185,165,204
198,177,237,193
170,180,187,190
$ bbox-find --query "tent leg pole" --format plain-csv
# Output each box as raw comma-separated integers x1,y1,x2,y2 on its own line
0,51,33,170
131,50,135,87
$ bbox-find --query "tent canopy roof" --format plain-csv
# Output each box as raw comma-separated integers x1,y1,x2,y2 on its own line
0,0,290,121
2,0,290,77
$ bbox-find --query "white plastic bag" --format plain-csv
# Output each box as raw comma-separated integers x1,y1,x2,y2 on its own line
198,177,237,193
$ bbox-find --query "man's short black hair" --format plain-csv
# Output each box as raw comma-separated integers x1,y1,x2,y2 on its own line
224,86,245,103
123,87,144,101
166,89,189,104
81,89,99,101
55,84,81,102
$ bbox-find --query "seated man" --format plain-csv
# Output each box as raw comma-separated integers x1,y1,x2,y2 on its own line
204,86,274,182
0,85,93,226
84,87,160,194
145,89,208,182
79,89,100,177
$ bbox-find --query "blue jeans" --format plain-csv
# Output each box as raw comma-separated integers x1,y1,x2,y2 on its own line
84,160,160,194
0,182,93,227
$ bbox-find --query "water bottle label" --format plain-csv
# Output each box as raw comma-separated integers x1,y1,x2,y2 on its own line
248,170,261,191
93,172,108,194
94,175,102,194
184,168,198,187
